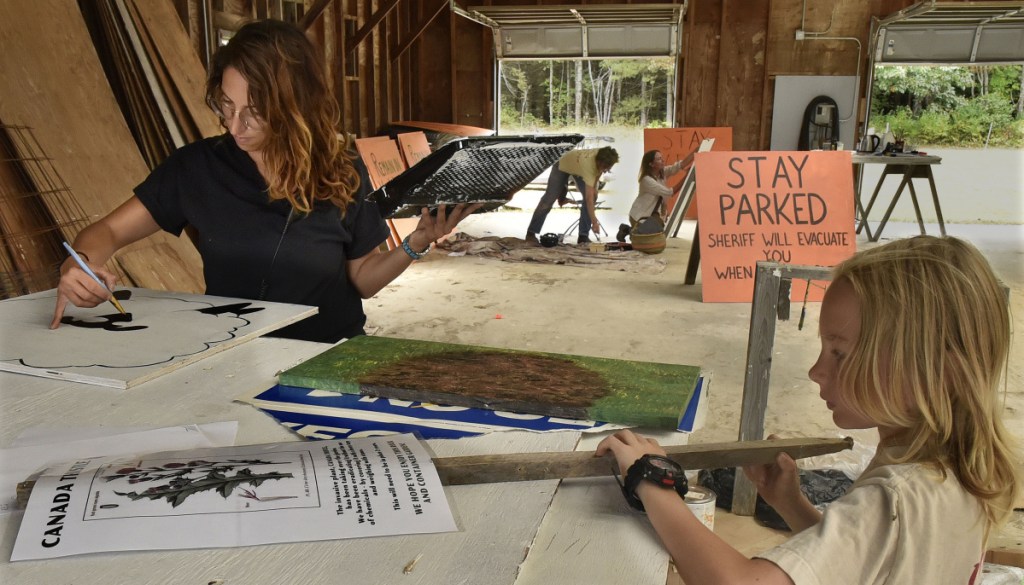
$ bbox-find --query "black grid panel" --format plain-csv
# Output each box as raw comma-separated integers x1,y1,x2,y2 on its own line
373,134,583,218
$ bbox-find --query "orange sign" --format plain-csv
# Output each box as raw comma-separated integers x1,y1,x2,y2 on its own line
396,131,432,167
354,136,406,189
694,151,856,303
644,127,733,218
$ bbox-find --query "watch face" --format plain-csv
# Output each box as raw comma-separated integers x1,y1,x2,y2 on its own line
647,455,681,473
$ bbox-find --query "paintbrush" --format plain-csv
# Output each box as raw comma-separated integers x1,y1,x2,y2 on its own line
61,242,128,317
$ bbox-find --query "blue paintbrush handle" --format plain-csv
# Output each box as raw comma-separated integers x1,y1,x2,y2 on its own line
62,241,109,291
61,241,128,316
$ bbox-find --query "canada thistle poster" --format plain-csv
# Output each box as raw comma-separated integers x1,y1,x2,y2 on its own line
12,435,456,560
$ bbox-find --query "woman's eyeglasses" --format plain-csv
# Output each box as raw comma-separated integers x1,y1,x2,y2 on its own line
211,100,263,130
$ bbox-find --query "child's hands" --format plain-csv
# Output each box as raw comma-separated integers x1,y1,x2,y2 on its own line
743,436,823,532
742,450,802,510
595,430,667,475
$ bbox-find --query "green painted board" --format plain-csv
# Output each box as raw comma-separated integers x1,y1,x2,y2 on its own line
278,336,701,429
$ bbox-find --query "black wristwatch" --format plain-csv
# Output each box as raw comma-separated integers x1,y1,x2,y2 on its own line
621,454,688,512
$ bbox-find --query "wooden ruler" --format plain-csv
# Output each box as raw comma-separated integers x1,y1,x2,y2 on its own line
16,437,851,508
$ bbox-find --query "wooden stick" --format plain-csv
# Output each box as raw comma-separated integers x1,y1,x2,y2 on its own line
435,436,853,485
15,437,851,508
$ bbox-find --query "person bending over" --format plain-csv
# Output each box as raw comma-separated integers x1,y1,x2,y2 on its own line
526,146,618,245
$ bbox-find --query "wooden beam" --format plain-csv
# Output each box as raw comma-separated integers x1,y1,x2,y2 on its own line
345,0,401,55
391,0,448,63
435,437,852,485
298,0,332,31
16,437,852,507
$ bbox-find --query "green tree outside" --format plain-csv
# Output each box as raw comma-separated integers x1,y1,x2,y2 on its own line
870,65,1023,148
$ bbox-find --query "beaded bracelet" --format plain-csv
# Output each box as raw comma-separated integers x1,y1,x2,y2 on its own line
401,234,431,260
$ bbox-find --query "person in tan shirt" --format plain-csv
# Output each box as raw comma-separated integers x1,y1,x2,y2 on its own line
525,146,618,245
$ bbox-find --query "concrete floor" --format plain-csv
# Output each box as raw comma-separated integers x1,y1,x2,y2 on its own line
367,212,1024,457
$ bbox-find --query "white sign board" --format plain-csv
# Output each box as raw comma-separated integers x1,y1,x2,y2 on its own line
0,288,316,389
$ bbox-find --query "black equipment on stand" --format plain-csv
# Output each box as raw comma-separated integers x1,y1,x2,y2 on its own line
797,95,840,151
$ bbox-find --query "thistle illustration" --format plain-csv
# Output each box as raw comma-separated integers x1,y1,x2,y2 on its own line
106,458,294,508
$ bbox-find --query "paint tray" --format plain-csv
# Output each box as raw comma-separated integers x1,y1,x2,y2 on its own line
369,134,584,218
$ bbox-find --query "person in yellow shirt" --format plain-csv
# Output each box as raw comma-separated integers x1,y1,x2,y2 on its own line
525,146,618,245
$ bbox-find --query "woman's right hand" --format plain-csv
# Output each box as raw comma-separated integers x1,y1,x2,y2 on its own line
50,258,118,329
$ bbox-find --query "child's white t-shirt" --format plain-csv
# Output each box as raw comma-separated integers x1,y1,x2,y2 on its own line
756,454,986,585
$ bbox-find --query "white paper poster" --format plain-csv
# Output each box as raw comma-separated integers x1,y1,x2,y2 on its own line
0,421,238,516
11,435,456,560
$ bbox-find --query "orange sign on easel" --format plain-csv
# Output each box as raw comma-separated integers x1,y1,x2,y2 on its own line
694,151,857,303
644,127,733,219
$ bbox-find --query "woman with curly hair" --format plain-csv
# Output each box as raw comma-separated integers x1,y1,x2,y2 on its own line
51,20,477,343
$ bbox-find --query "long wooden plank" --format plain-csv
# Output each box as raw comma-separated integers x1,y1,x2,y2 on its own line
436,437,852,485
17,437,851,507
130,0,221,139
112,0,186,149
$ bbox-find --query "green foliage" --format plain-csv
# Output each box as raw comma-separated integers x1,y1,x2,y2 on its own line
870,65,1023,147
873,66,972,115
498,57,674,130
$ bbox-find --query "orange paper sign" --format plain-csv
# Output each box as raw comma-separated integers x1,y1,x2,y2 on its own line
354,136,407,189
694,151,856,303
396,132,432,167
644,127,733,218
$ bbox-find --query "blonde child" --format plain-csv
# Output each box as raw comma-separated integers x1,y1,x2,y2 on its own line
597,235,1019,584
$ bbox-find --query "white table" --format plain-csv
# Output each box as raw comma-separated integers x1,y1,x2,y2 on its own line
852,153,945,242
0,336,688,585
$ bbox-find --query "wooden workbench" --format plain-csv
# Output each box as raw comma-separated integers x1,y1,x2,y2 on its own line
0,336,715,584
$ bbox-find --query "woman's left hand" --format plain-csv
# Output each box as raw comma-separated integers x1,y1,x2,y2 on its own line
595,430,668,476
405,203,483,252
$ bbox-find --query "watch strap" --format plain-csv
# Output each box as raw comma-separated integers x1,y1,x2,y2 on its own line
621,454,688,512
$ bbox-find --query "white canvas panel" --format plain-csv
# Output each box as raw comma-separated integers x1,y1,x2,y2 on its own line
0,288,316,389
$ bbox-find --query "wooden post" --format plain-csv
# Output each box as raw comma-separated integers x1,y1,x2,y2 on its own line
732,262,834,515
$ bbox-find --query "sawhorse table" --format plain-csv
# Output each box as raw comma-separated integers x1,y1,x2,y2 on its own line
852,153,946,242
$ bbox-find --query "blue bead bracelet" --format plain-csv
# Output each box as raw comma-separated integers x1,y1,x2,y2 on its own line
401,235,431,260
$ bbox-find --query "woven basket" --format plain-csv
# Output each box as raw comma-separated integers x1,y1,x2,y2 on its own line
630,230,666,254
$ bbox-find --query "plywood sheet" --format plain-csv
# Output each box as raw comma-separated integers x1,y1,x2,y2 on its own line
0,0,203,293
279,335,701,429
129,0,222,139
0,288,316,389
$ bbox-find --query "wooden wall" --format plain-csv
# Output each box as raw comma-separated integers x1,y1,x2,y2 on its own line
175,0,932,147
226,0,926,148
0,0,962,297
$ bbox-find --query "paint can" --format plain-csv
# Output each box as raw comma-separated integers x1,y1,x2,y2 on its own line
684,486,716,531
